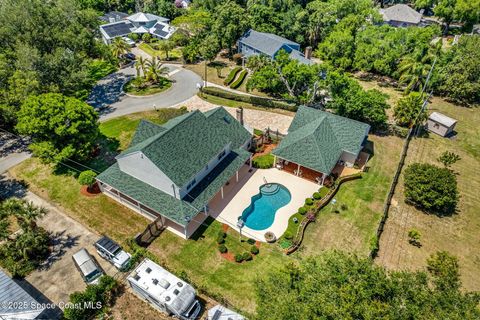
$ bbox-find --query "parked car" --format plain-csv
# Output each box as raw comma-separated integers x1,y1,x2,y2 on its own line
123,52,136,61
72,248,103,285
95,236,131,270
122,36,135,47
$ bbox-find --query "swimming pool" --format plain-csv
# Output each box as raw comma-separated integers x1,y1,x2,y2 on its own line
241,183,291,230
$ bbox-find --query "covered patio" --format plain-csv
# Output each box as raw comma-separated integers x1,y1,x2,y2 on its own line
275,157,326,185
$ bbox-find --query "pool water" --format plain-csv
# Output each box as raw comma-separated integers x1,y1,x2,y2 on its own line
241,183,291,230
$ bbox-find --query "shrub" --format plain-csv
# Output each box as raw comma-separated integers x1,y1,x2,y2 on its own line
404,163,458,215
224,67,242,86
216,234,225,244
250,245,259,255
218,231,226,239
340,204,348,211
408,229,421,247
264,231,276,243
243,252,253,261
218,244,227,253
284,231,293,240
313,192,321,200
230,69,247,89
247,238,256,245
78,170,97,187
235,254,244,263
128,33,139,41
201,86,296,111
298,207,307,215
252,154,274,169
305,198,314,206
142,33,152,43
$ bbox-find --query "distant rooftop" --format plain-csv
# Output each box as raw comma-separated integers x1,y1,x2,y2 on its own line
127,12,168,23
380,4,422,24
238,29,299,57
100,11,128,23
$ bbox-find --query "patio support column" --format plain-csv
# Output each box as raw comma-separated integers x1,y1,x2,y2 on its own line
321,175,326,186
273,155,277,167
221,186,224,199
236,170,239,182
204,205,208,216
296,164,301,176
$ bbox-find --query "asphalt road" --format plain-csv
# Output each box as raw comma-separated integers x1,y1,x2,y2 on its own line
88,63,202,121
0,131,30,174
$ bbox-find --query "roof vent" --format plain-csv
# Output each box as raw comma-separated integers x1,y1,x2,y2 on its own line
165,296,171,302
146,267,152,273
223,116,231,124
159,278,171,289
177,282,183,287
173,289,180,295
133,274,140,281
153,279,159,285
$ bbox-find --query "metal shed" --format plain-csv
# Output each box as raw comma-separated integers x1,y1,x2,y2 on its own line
426,112,457,137
0,269,45,319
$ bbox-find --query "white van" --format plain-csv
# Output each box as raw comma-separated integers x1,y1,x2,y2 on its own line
72,248,104,285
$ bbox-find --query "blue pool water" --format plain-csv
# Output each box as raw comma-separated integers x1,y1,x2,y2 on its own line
241,183,291,230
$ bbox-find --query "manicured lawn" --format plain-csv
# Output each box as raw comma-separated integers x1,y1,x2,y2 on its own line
138,42,182,61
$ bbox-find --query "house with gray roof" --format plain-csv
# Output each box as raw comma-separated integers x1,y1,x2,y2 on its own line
0,269,46,319
380,4,423,27
96,107,253,239
272,106,370,184
99,12,175,44
237,29,313,64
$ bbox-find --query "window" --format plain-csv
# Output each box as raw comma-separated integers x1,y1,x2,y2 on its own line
218,150,226,160
187,178,196,190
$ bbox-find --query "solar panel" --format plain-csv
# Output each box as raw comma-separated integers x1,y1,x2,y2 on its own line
102,22,133,38
153,28,168,38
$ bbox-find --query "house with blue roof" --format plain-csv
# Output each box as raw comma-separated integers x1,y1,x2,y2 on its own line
96,107,253,239
237,29,313,64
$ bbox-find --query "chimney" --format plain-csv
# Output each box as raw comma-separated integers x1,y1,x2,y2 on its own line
236,107,244,126
304,46,312,60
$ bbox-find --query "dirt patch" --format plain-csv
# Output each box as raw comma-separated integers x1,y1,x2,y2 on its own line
222,224,229,232
221,251,235,262
253,143,277,158
80,184,101,197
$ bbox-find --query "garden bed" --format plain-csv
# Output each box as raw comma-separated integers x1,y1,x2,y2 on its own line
124,77,172,96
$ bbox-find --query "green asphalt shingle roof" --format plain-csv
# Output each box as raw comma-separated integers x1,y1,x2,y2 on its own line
97,148,250,226
118,107,251,187
97,107,252,225
272,106,370,175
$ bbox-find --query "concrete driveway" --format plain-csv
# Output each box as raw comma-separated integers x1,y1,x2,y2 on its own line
0,131,30,174
22,191,118,305
87,62,201,121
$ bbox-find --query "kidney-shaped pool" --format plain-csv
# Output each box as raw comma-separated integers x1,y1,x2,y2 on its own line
241,183,292,230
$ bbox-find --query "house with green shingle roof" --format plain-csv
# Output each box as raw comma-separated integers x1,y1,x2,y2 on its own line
96,107,253,239
272,106,370,183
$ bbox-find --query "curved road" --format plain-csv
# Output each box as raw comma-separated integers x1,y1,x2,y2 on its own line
87,63,202,121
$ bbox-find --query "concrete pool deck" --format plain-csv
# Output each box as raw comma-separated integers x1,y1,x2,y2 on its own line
208,166,320,242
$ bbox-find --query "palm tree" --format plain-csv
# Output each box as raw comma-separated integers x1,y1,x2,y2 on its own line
2,198,46,231
157,40,175,60
14,229,49,260
135,56,147,78
146,57,169,84
110,37,130,65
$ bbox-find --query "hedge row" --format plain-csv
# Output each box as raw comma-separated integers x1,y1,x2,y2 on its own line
201,86,297,111
223,67,243,86
230,69,248,89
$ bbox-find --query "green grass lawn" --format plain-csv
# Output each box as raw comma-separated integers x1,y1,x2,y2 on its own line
9,107,405,314
138,43,182,61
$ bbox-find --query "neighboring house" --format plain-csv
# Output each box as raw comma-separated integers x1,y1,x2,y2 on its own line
237,29,313,64
208,305,245,320
99,12,175,44
127,259,201,319
96,108,253,239
175,0,191,8
272,106,370,184
380,4,423,27
100,11,128,23
0,269,46,319
426,112,457,137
